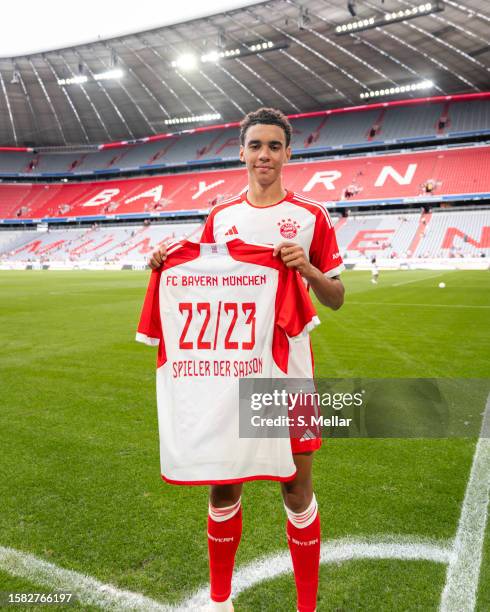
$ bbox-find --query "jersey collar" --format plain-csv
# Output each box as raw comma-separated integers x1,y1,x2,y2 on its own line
182,237,244,253
241,189,292,208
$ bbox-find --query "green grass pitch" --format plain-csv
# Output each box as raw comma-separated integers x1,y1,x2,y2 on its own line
0,269,489,611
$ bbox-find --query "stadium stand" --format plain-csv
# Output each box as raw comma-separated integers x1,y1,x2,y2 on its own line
336,213,422,258
0,223,203,266
111,140,176,170
336,209,490,260
448,99,490,135
1,93,488,272
2,209,488,269
0,152,32,174
0,230,36,253
412,210,490,258
1,95,489,177
1,145,488,221
378,103,444,141
290,110,380,151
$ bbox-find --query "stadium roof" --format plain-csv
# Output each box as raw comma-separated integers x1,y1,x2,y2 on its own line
1,0,489,148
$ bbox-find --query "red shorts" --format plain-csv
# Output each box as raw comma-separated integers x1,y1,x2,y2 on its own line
291,436,322,454
289,390,322,454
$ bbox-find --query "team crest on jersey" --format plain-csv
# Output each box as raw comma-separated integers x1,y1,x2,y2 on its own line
277,218,300,239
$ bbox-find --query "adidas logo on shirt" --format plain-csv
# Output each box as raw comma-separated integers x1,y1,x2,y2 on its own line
224,225,239,236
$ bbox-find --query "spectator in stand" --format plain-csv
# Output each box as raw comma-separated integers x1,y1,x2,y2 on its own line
343,183,361,200
421,181,438,196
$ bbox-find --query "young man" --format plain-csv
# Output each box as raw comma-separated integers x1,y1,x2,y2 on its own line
149,108,344,612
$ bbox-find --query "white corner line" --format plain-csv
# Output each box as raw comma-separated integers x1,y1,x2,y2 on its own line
0,546,172,611
439,392,490,612
177,536,453,610
1,536,452,611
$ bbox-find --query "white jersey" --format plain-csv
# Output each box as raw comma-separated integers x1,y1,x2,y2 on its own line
202,189,344,377
136,238,319,485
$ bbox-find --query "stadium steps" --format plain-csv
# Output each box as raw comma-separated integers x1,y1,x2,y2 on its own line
408,212,432,257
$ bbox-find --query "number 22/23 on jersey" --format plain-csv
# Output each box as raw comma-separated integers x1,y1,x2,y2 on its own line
136,238,320,485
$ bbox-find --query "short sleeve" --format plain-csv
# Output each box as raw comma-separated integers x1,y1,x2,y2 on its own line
272,267,319,374
136,269,162,346
276,268,320,340
310,207,344,278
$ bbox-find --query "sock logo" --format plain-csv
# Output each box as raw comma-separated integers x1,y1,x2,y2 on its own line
287,534,319,546
208,533,235,543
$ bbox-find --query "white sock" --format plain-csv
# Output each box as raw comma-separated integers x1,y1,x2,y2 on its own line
208,497,241,522
284,493,318,529
209,595,234,610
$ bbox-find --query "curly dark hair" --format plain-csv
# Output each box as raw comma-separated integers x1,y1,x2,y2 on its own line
239,107,292,147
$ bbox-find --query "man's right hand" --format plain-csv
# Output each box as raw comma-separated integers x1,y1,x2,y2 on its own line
148,245,168,269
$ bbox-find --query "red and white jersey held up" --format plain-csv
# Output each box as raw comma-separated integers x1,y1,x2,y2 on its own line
136,238,320,485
